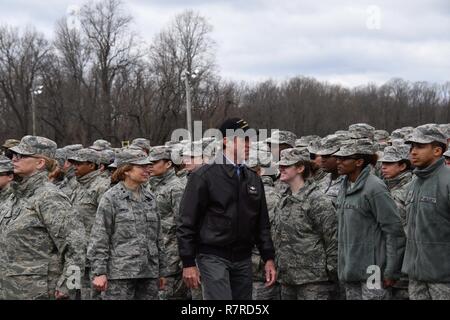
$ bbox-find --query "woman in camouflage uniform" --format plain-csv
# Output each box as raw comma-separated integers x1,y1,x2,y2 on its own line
379,144,412,300
0,136,86,300
88,148,168,300
273,148,338,300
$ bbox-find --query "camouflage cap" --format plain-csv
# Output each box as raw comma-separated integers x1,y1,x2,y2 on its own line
2,139,20,149
438,124,450,139
248,141,272,168
295,135,321,148
405,124,447,145
0,155,13,173
55,149,67,167
99,149,115,165
444,150,450,158
266,130,297,147
379,145,410,162
148,146,172,162
62,144,83,160
307,140,322,155
90,139,112,151
391,138,405,146
67,148,100,164
277,148,310,166
131,138,151,151
316,134,347,156
204,140,221,159
182,141,204,157
390,129,405,140
115,148,151,167
334,130,349,137
334,139,375,157
374,130,390,142
10,135,57,158
348,123,375,140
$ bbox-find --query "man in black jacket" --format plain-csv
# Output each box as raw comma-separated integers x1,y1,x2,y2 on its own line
177,118,277,300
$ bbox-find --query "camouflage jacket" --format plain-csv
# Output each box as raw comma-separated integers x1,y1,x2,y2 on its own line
384,171,412,233
273,180,338,285
318,174,345,207
72,170,110,239
274,178,289,194
252,176,282,282
148,169,187,276
0,171,86,299
56,167,79,203
312,168,329,186
87,182,169,280
0,185,12,204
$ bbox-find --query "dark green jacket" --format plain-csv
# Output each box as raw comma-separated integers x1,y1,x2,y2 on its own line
336,166,406,282
402,158,450,282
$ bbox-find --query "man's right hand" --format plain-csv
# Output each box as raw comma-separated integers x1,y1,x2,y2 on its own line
92,275,108,292
182,266,201,289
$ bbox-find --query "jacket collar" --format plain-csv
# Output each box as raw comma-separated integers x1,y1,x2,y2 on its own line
343,165,371,195
284,179,317,203
14,170,48,198
413,157,445,179
77,169,102,185
150,168,176,188
385,171,412,190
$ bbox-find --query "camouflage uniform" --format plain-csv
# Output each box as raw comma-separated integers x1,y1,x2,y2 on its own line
148,146,189,300
0,156,14,204
252,175,282,300
378,144,413,300
266,131,297,194
0,136,86,300
88,157,169,300
273,148,338,300
53,145,83,202
379,145,413,232
69,148,110,299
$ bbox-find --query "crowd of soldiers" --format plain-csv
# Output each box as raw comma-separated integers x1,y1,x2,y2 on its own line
0,121,449,300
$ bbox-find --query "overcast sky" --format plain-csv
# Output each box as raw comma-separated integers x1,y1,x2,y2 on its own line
0,0,449,87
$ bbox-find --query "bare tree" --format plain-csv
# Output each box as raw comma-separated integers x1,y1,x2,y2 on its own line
79,0,141,143
0,26,51,137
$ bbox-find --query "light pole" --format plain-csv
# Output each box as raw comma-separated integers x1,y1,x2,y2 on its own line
182,69,200,140
31,85,43,136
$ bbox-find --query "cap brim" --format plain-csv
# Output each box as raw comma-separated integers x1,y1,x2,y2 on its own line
67,156,85,162
9,146,34,156
379,157,402,162
129,158,152,165
405,137,434,144
276,160,297,166
333,150,355,157
316,148,339,156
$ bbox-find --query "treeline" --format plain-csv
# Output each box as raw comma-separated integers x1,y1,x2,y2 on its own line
0,0,449,147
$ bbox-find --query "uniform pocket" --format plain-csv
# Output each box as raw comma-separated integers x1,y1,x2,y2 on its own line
5,264,49,300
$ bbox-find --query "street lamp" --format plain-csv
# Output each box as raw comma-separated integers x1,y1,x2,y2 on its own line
181,69,200,140
31,85,43,136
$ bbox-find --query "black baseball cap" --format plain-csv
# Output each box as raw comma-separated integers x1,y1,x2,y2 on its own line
218,118,252,137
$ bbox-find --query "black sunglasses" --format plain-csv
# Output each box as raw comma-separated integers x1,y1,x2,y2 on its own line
0,172,13,176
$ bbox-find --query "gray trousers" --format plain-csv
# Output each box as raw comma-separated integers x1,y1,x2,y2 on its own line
196,254,253,300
